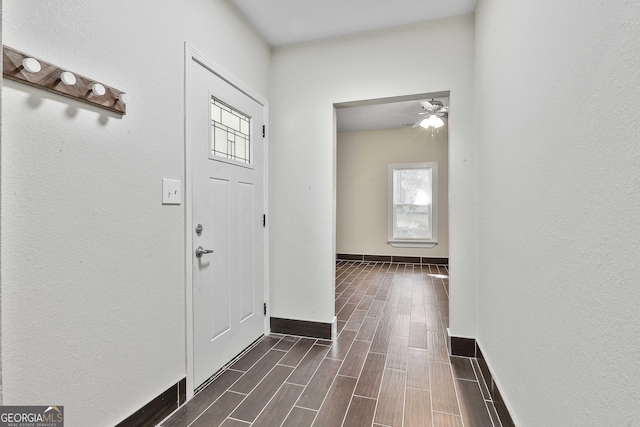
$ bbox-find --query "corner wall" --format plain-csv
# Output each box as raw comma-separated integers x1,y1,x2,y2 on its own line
270,15,476,334
475,1,640,425
1,1,269,425
337,127,449,258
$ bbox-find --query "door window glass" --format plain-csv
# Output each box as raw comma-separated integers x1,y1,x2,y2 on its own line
210,96,251,164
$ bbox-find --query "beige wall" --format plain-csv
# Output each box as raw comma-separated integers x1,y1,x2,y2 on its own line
337,127,448,258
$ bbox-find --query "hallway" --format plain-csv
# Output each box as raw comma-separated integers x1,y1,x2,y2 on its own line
162,261,500,427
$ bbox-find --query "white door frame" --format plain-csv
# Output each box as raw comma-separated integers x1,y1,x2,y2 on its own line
184,42,270,400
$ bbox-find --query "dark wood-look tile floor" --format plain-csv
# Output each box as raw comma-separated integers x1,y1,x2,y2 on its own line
162,261,504,427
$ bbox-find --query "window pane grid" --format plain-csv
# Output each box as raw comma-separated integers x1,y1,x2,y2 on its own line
210,97,251,164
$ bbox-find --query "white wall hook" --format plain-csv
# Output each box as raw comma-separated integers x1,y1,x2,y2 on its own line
118,93,130,105
92,83,106,96
60,71,77,86
22,57,41,73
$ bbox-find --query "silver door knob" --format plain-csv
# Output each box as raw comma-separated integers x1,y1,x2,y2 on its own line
195,246,214,258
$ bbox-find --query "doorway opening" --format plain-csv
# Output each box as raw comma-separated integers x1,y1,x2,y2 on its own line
334,91,450,267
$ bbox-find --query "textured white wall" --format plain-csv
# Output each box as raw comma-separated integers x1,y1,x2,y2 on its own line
1,1,269,426
337,127,449,258
270,16,476,331
0,0,3,405
475,1,640,425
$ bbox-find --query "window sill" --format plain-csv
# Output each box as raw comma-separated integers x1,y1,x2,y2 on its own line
387,241,437,248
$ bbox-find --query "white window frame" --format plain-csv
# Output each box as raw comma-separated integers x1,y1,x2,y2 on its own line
388,162,438,248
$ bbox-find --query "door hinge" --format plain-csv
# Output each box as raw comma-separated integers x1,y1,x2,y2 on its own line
262,125,265,138
263,214,266,228
263,302,267,316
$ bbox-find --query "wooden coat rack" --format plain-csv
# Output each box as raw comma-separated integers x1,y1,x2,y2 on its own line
2,45,127,115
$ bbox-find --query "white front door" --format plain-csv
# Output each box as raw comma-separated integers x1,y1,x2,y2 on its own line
187,49,266,389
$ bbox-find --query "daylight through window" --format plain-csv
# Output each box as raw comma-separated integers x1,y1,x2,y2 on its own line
388,162,438,247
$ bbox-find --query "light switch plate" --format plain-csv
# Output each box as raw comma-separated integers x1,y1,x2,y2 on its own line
162,178,181,205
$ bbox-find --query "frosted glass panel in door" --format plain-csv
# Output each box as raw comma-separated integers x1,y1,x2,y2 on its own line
210,97,251,164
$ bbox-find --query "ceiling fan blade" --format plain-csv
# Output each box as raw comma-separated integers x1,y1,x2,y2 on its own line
420,100,434,110
412,117,424,128
386,112,424,118
439,106,449,113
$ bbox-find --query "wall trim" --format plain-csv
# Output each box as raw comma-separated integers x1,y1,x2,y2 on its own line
450,335,476,357
475,343,516,427
116,378,186,427
336,253,448,264
270,317,333,339
448,332,516,427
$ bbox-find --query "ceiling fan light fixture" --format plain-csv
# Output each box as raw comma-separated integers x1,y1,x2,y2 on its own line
419,117,431,129
429,115,445,129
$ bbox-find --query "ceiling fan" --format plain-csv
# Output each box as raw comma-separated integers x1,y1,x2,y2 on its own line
411,99,449,129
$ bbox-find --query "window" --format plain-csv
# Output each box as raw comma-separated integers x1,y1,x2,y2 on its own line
210,96,251,164
388,162,438,248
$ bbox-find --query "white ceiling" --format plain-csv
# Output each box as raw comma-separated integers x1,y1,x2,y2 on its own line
228,0,477,47
336,96,449,133
228,0,468,131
